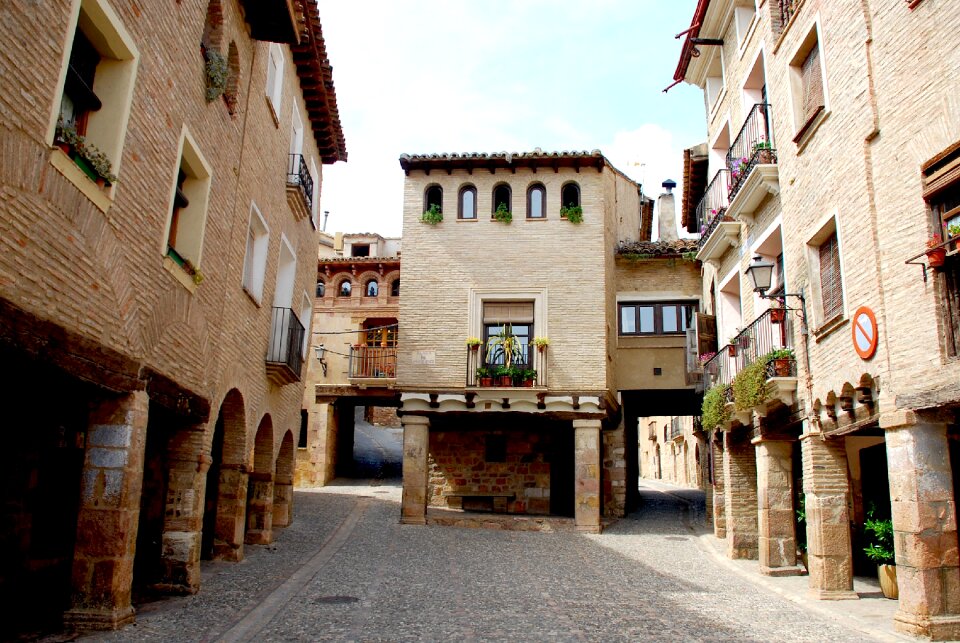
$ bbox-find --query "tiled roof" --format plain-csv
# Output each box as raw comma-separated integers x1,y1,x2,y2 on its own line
616,239,699,258
682,144,709,233
399,149,609,175
673,0,712,83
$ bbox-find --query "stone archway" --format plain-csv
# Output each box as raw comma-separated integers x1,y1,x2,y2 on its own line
245,416,275,545
273,431,295,528
203,389,247,562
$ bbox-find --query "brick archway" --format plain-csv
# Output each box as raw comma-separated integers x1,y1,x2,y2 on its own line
203,388,247,562
245,415,275,545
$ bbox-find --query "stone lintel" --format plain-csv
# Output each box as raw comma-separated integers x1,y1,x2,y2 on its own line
879,409,918,430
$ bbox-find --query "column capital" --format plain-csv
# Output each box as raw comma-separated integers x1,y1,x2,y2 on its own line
573,419,602,430
879,409,918,430
401,415,430,428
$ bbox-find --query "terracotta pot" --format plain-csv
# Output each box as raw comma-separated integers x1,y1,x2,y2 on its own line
878,564,898,599
727,345,737,357
773,358,791,377
927,247,947,268
55,141,71,155
479,377,492,387
770,308,786,324
523,378,534,388
497,375,513,387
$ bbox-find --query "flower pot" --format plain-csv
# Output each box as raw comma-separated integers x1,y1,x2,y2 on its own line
772,358,792,377
755,149,774,165
497,376,513,387
727,345,737,357
927,247,947,268
523,378,534,388
469,344,480,352
878,564,898,599
55,141,71,155
479,377,493,387
770,308,786,324
71,154,98,182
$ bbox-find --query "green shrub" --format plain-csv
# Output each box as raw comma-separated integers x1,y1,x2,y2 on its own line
561,204,583,223
863,504,895,565
493,202,512,223
205,49,228,102
421,203,443,225
702,384,731,431
732,358,768,411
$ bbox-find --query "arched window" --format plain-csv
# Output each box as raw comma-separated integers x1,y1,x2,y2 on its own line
391,278,400,297
527,183,545,219
424,185,442,213
338,281,352,297
316,281,325,297
561,182,581,214
365,279,379,297
492,184,511,217
458,185,477,220
201,0,224,51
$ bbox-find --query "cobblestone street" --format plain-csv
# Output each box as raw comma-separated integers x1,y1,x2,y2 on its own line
76,426,903,643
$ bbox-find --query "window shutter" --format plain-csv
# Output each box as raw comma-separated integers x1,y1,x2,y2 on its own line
696,313,718,355
483,302,534,324
819,232,844,320
801,44,825,120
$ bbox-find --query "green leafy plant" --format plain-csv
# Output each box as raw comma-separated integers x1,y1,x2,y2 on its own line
701,384,731,431
621,253,656,261
561,204,583,224
731,358,769,411
520,368,537,381
466,337,482,347
486,325,525,370
205,49,228,102
768,347,795,360
475,366,492,379
796,493,807,553
948,223,960,238
55,118,118,184
533,337,549,349
681,251,697,261
421,203,443,225
863,504,895,566
493,202,512,223
752,140,772,152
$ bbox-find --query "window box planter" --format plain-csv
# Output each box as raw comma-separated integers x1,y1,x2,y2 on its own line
72,153,98,182
927,247,947,268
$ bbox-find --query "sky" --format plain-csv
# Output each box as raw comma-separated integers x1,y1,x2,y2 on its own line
316,0,705,238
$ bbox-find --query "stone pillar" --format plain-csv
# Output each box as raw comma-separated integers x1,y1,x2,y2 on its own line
244,472,274,545
712,433,726,537
755,438,801,576
212,463,248,562
273,473,293,528
64,391,148,631
574,419,602,534
155,428,210,595
801,433,857,600
401,415,430,525
602,423,626,519
884,416,960,640
723,430,758,559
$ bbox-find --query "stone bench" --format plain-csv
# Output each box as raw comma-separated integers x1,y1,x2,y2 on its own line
443,491,516,513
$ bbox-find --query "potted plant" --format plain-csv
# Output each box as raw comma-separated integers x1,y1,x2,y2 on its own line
948,223,960,238
494,364,514,387
520,368,537,387
421,203,442,225
560,204,583,224
767,348,795,377
466,337,482,352
475,366,493,387
926,233,947,268
752,139,774,164
727,343,738,357
864,506,897,599
54,118,118,186
533,337,549,352
769,303,787,324
493,202,512,223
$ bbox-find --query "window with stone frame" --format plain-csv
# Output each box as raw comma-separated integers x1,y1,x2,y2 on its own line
923,144,960,357
492,183,512,218
482,301,533,368
818,231,843,321
165,131,212,277
424,185,442,213
619,301,697,336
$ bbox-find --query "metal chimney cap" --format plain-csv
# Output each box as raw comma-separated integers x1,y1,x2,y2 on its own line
662,179,677,191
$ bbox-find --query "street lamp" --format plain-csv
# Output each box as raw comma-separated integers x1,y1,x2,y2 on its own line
745,255,808,332
313,344,327,376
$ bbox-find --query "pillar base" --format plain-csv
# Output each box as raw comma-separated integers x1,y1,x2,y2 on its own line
760,564,803,577
895,612,960,641
400,516,426,525
576,525,602,534
807,588,859,601
212,542,243,562
63,606,136,631
244,530,273,545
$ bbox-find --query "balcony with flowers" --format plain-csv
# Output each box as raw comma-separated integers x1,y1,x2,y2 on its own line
724,103,780,223
695,168,740,263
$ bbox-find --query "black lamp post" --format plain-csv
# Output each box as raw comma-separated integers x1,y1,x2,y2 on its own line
745,255,808,332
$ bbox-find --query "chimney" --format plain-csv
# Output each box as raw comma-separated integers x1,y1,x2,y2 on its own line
657,179,678,243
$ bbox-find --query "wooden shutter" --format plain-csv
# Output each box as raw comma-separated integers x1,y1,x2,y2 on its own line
801,43,825,120
696,313,718,356
482,301,534,324
819,232,844,320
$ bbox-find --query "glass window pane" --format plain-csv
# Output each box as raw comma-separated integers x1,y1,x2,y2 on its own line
462,190,475,219
662,305,679,333
638,306,655,333
530,188,543,218
620,307,636,334
680,305,693,331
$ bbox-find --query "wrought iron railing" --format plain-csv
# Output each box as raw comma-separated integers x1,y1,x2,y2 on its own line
702,307,795,391
349,345,397,379
669,416,684,441
465,344,547,388
696,169,731,250
778,0,800,32
726,103,777,201
266,307,305,379
287,154,314,213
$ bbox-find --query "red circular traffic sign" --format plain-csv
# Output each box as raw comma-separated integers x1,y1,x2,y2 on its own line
852,306,878,360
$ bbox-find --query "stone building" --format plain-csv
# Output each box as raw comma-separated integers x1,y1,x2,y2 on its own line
674,0,960,637
0,0,344,634
396,151,701,532
298,233,401,487
639,415,708,490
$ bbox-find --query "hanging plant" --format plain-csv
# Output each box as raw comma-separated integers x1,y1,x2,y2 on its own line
701,384,731,431
205,49,228,102
731,358,769,411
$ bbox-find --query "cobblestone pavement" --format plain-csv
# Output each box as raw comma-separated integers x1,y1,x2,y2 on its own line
78,471,898,643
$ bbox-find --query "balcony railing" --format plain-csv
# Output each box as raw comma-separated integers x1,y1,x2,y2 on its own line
349,345,397,379
702,307,795,391
265,307,305,385
726,103,777,201
286,153,314,218
696,169,731,250
669,416,684,441
465,344,547,388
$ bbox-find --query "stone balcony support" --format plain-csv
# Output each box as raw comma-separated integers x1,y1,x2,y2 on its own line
574,419,602,533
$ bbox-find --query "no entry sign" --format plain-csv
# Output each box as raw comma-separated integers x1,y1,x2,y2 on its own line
852,306,878,360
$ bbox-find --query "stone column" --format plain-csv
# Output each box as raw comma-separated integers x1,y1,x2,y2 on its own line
273,472,293,528
883,415,960,640
574,419,602,534
602,423,626,519
723,430,758,559
401,415,430,525
712,433,726,537
244,472,274,545
64,391,148,631
801,433,857,600
155,428,210,595
212,463,248,562
754,438,801,575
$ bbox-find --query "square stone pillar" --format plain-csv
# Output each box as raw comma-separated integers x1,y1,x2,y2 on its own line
712,433,726,538
801,433,857,600
155,428,210,595
273,473,293,528
723,430,758,559
212,463,248,562
244,472,274,545
574,419,602,534
754,438,801,576
883,417,960,640
401,415,430,525
602,423,626,519
64,391,148,631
